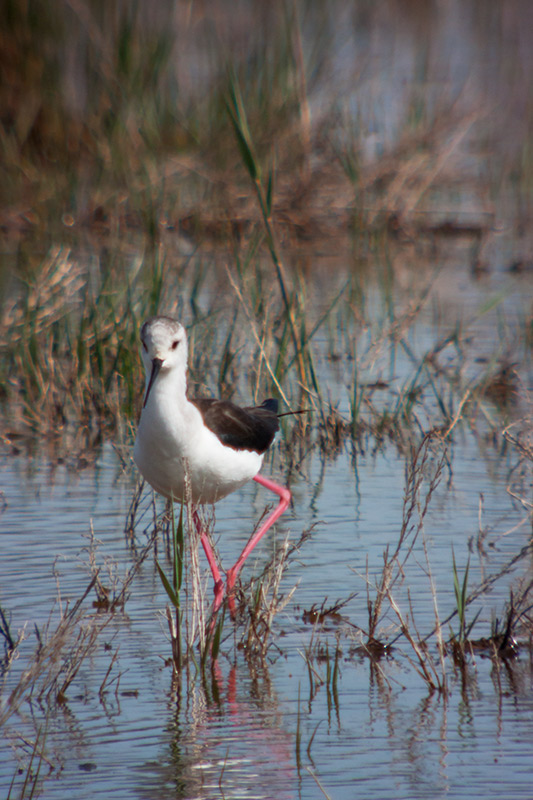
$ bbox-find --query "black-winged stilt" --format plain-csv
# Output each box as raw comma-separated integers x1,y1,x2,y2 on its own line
134,316,291,612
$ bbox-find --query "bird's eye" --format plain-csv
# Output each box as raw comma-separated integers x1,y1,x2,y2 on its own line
171,340,179,350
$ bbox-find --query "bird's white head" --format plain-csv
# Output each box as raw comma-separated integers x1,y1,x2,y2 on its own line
140,316,188,407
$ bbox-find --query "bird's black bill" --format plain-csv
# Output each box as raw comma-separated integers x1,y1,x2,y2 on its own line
143,357,163,407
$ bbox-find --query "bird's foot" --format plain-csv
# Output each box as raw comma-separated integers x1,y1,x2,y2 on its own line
210,574,237,616
225,569,238,617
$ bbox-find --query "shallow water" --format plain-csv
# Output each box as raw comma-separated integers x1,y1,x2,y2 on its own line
2,240,533,800
1,301,533,800
3,2,533,797
2,235,533,799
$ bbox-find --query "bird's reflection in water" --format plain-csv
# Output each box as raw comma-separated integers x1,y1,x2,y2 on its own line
137,657,295,800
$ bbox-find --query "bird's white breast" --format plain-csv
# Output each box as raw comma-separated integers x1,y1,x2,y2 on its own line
134,387,263,504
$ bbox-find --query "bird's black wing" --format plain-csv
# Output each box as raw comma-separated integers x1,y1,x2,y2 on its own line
190,398,279,454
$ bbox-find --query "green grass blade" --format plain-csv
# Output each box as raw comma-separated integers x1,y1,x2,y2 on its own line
211,610,225,661
266,167,274,215
172,502,184,593
156,559,179,608
225,76,259,181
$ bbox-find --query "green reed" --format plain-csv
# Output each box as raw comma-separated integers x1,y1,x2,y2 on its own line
156,500,184,672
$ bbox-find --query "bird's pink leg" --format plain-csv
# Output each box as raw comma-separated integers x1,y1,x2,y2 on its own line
225,474,291,609
193,510,225,612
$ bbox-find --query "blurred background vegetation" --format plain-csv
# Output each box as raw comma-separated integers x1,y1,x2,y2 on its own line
2,0,531,244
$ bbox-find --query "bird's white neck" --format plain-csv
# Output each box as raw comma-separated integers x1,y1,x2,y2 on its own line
144,365,188,415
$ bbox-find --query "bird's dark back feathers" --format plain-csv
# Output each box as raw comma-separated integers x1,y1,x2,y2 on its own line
190,397,279,454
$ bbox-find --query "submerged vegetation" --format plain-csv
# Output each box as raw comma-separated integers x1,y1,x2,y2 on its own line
1,1,533,796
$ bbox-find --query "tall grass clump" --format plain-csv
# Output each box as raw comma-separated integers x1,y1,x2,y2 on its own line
0,246,171,448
